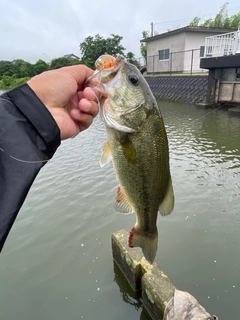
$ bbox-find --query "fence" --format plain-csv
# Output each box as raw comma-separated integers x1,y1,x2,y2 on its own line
145,48,207,75
205,30,240,57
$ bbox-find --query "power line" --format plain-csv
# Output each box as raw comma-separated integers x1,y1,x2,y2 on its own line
152,5,240,33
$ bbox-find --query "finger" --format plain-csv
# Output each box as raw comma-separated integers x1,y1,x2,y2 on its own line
70,99,99,121
61,65,94,91
82,87,100,103
79,99,99,117
77,113,95,132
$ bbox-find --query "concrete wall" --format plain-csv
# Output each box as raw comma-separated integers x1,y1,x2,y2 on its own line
145,75,208,104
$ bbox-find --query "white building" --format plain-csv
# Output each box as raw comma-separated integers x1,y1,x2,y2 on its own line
141,26,237,74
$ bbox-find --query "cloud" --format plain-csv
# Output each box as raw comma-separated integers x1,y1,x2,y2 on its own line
0,0,239,63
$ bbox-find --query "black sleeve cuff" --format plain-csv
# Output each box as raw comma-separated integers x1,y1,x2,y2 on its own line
5,83,60,158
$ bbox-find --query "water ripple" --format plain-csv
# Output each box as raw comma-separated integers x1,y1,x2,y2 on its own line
0,103,240,319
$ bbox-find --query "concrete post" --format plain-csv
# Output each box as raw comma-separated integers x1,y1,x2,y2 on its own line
112,229,175,319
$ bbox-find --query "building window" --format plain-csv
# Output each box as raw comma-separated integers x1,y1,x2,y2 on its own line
159,49,170,60
200,46,205,57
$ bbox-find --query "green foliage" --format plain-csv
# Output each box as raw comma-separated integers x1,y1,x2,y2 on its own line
12,59,36,78
140,30,149,64
125,52,140,68
0,75,30,89
189,2,240,28
0,61,15,77
50,57,82,70
0,56,82,89
189,17,201,26
79,34,126,68
34,59,49,74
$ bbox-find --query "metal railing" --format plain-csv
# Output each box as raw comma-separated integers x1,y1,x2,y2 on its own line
204,30,240,57
145,48,206,75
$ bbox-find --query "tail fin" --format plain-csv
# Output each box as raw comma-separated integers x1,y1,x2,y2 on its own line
128,227,158,264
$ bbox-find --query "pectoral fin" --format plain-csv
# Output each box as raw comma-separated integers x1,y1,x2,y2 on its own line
114,185,134,214
100,141,112,167
159,176,175,216
119,137,136,165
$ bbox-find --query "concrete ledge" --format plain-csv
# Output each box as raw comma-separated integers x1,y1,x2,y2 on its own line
112,229,175,319
142,266,175,319
196,102,215,108
112,230,217,320
111,229,146,291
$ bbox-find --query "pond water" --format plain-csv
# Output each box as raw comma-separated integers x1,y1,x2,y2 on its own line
0,99,239,320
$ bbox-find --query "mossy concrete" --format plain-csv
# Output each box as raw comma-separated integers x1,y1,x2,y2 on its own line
111,229,146,291
112,229,175,319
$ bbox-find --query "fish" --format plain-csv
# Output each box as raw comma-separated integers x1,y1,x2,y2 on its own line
86,55,174,263
163,289,218,320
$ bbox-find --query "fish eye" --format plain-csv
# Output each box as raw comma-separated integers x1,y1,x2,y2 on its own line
128,74,139,85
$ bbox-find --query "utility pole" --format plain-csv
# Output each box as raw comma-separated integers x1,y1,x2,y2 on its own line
151,22,153,37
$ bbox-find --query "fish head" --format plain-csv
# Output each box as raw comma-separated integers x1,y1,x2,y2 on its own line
86,55,160,132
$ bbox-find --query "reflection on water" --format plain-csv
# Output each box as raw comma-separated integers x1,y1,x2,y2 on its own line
0,100,239,320
113,262,151,320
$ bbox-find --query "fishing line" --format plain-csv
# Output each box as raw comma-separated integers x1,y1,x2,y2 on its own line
0,88,227,165
190,103,227,125
0,147,50,164
0,89,101,164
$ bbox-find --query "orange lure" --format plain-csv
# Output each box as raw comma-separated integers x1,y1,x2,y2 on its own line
95,54,116,70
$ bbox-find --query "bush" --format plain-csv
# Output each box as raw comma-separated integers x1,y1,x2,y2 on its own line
0,75,30,89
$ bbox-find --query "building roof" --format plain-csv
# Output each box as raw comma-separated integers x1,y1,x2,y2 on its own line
140,26,238,43
63,53,80,59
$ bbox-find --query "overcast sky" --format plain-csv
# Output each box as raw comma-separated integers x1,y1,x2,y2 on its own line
1,0,240,64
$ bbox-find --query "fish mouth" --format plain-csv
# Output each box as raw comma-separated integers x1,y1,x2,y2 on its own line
85,55,125,90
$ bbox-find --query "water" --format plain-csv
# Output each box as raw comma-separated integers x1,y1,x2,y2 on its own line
0,100,239,319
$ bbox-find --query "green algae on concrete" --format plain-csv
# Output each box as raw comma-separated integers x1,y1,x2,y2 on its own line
141,265,175,319
111,229,145,291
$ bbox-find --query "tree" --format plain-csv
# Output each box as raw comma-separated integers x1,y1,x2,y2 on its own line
12,59,35,78
50,57,82,70
0,60,15,78
189,17,201,27
140,30,149,65
79,34,126,69
125,52,140,68
189,2,240,28
34,59,49,75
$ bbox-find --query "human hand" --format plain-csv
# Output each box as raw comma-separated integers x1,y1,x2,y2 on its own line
27,65,99,140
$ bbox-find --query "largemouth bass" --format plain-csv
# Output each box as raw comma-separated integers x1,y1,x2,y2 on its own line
86,55,174,263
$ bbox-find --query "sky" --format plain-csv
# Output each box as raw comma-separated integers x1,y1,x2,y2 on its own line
0,0,240,64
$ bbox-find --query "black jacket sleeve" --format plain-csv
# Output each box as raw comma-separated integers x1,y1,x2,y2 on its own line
0,83,61,251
